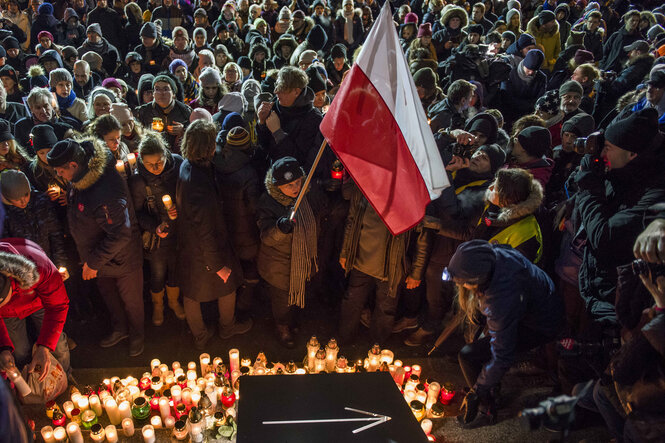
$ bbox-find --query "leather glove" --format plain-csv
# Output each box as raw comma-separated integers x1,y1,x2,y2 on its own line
277,217,294,234
574,154,605,193
457,389,480,425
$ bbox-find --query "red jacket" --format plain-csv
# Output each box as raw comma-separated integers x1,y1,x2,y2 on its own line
0,238,69,352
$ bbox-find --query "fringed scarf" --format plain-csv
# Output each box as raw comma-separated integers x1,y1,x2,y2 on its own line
289,196,318,308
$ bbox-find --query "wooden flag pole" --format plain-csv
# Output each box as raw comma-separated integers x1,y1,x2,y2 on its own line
289,139,328,221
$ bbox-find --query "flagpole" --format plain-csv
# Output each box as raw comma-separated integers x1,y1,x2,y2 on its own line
289,139,328,221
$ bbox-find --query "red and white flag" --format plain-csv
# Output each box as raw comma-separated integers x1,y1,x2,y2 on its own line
320,2,448,235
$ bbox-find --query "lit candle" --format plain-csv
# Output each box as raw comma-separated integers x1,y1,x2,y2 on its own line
142,425,155,443
212,357,222,368
159,363,169,374
66,422,83,443
63,401,75,419
191,390,201,407
314,349,326,373
53,426,67,443
173,420,188,440
126,153,137,169
161,195,176,219
151,376,163,392
231,369,240,385
118,400,131,420
412,364,422,378
152,117,164,132
187,369,197,381
229,349,240,373
181,388,192,405
89,394,102,416
306,336,319,372
164,415,176,429
198,353,210,375
205,386,217,408
159,396,170,420
368,344,381,372
417,391,427,403
295,368,306,374
404,390,416,403
188,361,197,371
115,160,126,176
394,360,403,367
421,418,433,435
171,385,182,402
41,426,56,443
427,382,441,407
380,349,394,365
105,398,121,425
122,418,135,437
440,383,456,405
150,415,162,428
48,183,61,195
325,339,339,372
57,266,69,280
105,425,119,443
128,385,140,400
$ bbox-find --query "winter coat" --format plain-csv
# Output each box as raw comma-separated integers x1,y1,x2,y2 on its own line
129,152,183,251
499,65,547,125
256,87,323,167
340,185,428,297
606,54,654,105
573,153,665,326
14,118,73,156
0,238,68,352
30,12,61,52
135,100,192,152
555,4,571,47
87,6,125,52
2,191,67,266
27,157,67,194
581,26,604,62
507,157,554,189
152,5,184,38
526,16,561,72
631,98,665,132
134,40,172,75
428,97,466,134
62,22,86,47
66,140,143,277
77,37,121,76
0,102,29,131
600,26,642,73
256,169,325,291
213,147,261,262
474,244,562,390
333,9,364,51
61,97,87,124
176,159,242,301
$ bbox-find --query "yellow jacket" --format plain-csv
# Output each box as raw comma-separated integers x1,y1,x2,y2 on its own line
527,17,561,72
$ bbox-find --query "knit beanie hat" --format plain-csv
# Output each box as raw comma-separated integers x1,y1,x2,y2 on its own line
47,139,84,167
447,239,496,286
110,102,132,124
0,119,12,142
506,8,520,25
535,89,560,114
465,112,499,144
49,68,72,87
102,77,122,90
237,56,251,70
190,108,213,123
194,7,207,18
477,143,506,174
647,24,665,42
0,169,30,201
141,22,158,39
169,59,188,74
86,23,102,37
81,51,102,70
573,49,594,65
299,50,318,65
225,126,250,150
279,6,292,21
561,113,595,137
0,65,18,84
559,80,583,97
221,112,245,131
193,27,207,40
271,156,305,186
172,26,188,41
125,51,143,65
467,24,484,36
516,33,536,51
646,70,665,88
306,66,327,93
538,10,556,26
605,108,660,154
517,126,551,158
218,92,247,114
417,23,432,38
152,74,177,92
413,67,437,92
2,36,20,50
31,124,58,152
241,79,261,111
38,2,54,15
331,43,347,60
62,46,78,61
501,30,516,44
37,31,54,42
523,49,544,70
199,66,222,87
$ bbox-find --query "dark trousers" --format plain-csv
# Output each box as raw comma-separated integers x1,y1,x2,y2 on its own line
339,269,400,344
423,261,455,332
96,268,144,339
148,244,177,292
458,326,553,388
266,283,299,327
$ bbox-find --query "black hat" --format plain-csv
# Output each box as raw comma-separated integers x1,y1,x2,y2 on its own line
516,33,536,51
0,45,6,59
517,126,551,158
646,70,665,89
465,112,499,144
331,43,347,60
413,67,437,92
237,56,251,70
306,66,327,93
47,139,84,167
605,108,660,154
140,22,158,39
0,65,18,84
271,156,305,186
125,51,143,64
306,25,328,51
561,113,595,137
31,124,59,152
477,143,506,174
623,39,649,53
0,118,12,142
523,49,544,70
538,10,556,26
2,36,19,50
447,239,496,286
501,30,516,43
467,24,484,36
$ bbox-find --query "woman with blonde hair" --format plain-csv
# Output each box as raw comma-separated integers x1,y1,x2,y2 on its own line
222,62,243,92
0,119,32,173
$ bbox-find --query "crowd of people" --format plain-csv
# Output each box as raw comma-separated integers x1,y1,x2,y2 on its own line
0,0,664,438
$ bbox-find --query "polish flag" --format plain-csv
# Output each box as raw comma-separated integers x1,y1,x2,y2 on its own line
320,2,448,235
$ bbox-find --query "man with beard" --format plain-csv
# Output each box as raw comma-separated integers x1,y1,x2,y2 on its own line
76,24,120,77
600,10,642,73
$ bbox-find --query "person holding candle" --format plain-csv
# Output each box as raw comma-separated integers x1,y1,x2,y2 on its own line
256,156,325,348
110,102,145,154
176,120,251,349
447,240,563,427
46,138,145,357
86,114,131,162
129,131,186,326
26,125,68,202
0,237,71,380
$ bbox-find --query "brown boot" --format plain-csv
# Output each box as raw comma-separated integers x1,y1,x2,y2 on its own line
404,327,434,347
166,286,186,320
151,290,165,326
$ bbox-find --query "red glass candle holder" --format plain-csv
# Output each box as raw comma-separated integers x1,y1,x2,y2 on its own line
51,410,66,427
174,403,188,420
139,377,151,391
221,390,236,409
440,384,455,405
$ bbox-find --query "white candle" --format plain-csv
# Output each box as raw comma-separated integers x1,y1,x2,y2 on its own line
76,396,89,411
104,425,118,443
394,359,403,367
421,418,433,435
191,390,201,407
205,386,217,408
53,426,67,442
104,398,122,425
41,426,55,443
89,394,103,416
187,369,197,381
164,415,176,429
412,364,422,377
159,396,170,420
66,422,83,443
231,369,240,385
229,349,240,372
150,415,162,428
118,400,132,420
142,425,156,443
380,349,394,365
404,390,416,403
188,361,197,371
172,361,181,371
63,401,75,419
115,160,126,176
128,385,140,400
181,388,192,405
159,363,169,375
416,391,427,403
126,153,137,169
122,418,135,437
171,385,182,402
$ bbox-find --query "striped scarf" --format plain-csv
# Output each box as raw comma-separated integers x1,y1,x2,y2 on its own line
288,196,318,308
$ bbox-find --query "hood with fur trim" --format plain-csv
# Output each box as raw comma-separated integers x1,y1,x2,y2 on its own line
0,248,39,290
265,167,296,207
336,7,363,20
527,15,560,38
273,34,298,55
71,138,113,191
485,179,543,224
440,5,468,29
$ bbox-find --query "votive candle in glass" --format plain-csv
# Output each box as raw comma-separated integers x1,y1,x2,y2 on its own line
164,415,176,429
51,409,66,427
105,398,122,425
412,364,422,378
306,336,319,372
66,422,84,443
89,394,103,416
150,415,162,428
81,409,98,429
159,396,171,420
53,426,67,443
41,426,55,443
142,424,156,443
171,385,182,402
410,400,426,422
118,400,131,420
173,420,188,440
421,418,433,435
199,353,210,376
229,349,240,373
122,418,135,437
63,401,75,419
76,395,89,412
105,425,119,443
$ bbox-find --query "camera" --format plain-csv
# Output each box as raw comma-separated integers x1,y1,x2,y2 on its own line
600,70,617,82
573,130,604,156
631,259,665,281
452,143,476,159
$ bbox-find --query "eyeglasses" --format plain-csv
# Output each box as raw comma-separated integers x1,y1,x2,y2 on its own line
154,87,172,93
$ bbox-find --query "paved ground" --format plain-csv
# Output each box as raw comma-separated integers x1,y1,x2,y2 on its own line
57,285,611,442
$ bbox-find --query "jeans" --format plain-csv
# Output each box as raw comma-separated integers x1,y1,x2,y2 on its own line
183,291,236,342
574,380,639,442
96,268,144,339
148,244,177,292
458,327,553,388
339,269,400,344
4,309,70,374
422,261,455,332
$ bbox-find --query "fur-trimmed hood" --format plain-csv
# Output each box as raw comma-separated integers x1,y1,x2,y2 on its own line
336,7,363,20
527,16,560,38
0,247,39,290
485,179,543,224
265,168,296,207
71,138,112,191
440,5,468,29
273,34,298,55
